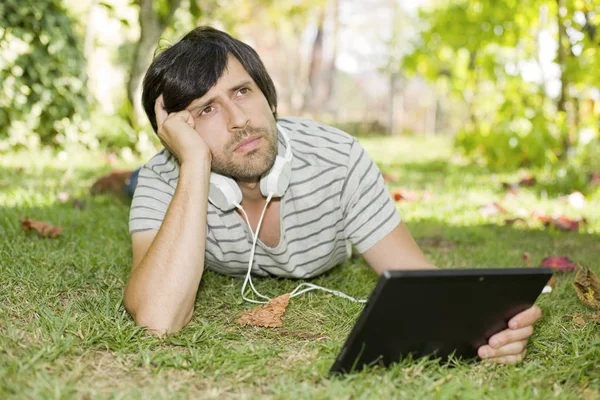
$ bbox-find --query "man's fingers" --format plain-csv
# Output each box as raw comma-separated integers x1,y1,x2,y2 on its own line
488,325,533,349
155,94,168,129
483,349,527,365
508,305,542,329
479,339,528,359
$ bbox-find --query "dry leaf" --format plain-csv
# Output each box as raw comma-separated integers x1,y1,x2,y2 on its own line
540,256,576,272
573,266,600,309
89,170,132,195
531,210,552,224
531,211,585,232
573,314,586,327
518,176,537,187
391,188,419,202
237,293,290,328
522,252,531,267
547,276,556,288
551,216,586,232
20,218,62,238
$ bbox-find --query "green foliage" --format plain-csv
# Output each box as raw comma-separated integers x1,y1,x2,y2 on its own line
402,0,600,176
0,0,90,151
331,120,388,137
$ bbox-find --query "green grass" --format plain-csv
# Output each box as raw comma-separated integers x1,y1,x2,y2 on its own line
1,137,599,399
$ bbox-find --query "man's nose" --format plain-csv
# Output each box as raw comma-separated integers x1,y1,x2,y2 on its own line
225,100,250,132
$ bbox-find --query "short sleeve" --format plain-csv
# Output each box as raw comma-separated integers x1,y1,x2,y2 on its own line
128,165,176,233
340,139,401,253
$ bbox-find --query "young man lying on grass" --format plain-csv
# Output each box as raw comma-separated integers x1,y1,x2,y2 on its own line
123,26,541,365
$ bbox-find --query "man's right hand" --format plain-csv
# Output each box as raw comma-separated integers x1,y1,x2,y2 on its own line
155,94,211,165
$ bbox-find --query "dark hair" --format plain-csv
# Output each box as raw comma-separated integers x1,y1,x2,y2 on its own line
142,26,278,133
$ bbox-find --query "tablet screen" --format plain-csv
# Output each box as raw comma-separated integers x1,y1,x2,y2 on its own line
330,267,552,374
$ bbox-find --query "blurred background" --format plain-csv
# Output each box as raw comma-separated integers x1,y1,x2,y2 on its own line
0,0,598,190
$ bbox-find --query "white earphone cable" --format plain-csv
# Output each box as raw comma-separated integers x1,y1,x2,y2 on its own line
237,192,367,305
289,283,367,303
236,193,274,304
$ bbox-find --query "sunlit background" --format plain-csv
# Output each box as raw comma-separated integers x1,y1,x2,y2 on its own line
1,0,598,183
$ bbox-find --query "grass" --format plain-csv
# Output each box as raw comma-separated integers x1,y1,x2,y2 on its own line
1,136,599,399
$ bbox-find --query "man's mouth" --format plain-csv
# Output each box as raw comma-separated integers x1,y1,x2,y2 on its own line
233,136,262,153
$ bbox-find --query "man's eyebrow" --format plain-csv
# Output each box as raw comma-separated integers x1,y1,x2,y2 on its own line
188,80,253,112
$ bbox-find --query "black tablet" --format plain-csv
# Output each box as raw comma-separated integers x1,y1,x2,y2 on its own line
330,267,553,374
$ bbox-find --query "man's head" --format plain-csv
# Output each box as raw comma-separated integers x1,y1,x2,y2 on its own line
142,26,279,181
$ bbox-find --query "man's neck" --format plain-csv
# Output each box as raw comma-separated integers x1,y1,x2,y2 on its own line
237,180,265,206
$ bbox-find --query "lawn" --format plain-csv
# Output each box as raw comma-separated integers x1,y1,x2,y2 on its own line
1,136,599,399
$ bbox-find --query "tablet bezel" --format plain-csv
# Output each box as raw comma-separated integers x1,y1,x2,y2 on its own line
329,267,553,374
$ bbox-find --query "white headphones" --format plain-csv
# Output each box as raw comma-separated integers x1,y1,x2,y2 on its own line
208,123,293,211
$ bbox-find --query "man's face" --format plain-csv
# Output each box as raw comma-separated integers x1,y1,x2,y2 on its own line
185,54,278,181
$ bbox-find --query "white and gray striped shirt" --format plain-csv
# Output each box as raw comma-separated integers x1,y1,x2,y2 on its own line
129,117,401,279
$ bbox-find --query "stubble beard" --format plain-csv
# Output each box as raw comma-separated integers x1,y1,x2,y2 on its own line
210,121,278,181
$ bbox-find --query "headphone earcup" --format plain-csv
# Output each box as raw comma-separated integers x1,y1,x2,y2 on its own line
260,155,292,197
209,173,242,211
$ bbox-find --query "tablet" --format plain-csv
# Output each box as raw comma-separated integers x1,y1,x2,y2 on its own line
330,267,553,374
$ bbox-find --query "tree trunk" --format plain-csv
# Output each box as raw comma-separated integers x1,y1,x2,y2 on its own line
556,0,568,113
387,73,397,135
84,0,99,100
128,0,181,128
324,0,339,118
301,6,326,116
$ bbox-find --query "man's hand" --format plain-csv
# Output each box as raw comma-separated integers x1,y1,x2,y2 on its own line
155,94,211,164
477,305,542,365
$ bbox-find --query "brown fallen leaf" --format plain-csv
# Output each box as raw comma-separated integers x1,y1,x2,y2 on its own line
519,176,537,187
540,256,577,272
531,211,585,232
237,293,290,328
89,170,132,195
20,218,62,238
551,216,586,232
522,252,531,267
531,210,552,224
573,266,600,309
391,188,419,202
573,314,586,327
547,276,557,288
569,312,600,326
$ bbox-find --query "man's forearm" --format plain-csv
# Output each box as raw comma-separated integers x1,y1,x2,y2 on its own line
124,159,211,333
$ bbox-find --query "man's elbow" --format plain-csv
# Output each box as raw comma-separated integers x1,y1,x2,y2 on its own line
124,298,192,336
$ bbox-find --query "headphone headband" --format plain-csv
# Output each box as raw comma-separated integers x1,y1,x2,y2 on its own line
277,123,293,163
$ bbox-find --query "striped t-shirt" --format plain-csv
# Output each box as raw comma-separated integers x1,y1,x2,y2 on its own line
129,117,401,279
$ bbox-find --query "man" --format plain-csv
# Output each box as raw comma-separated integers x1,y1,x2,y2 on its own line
124,26,541,365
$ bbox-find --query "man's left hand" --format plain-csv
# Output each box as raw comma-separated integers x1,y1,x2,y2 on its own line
477,305,542,365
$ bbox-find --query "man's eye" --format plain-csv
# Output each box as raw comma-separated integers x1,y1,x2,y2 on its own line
200,106,213,115
237,88,249,96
